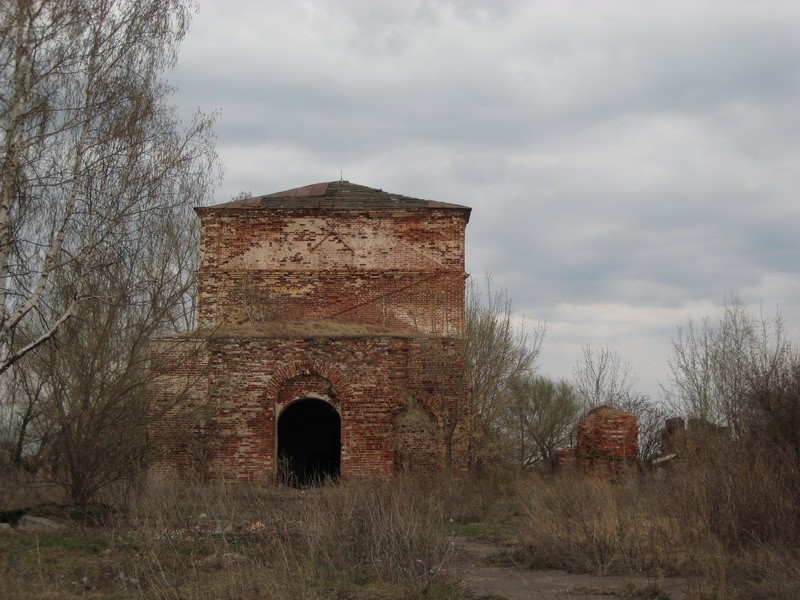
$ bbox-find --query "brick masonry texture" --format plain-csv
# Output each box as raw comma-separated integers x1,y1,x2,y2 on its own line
548,405,639,477
196,209,467,335
149,182,470,481
576,405,639,476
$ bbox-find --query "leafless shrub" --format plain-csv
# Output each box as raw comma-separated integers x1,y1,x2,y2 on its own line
119,476,461,598
573,344,667,463
663,293,796,440
511,447,800,599
465,275,546,469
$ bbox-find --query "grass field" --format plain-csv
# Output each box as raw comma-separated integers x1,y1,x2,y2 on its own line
2,458,800,599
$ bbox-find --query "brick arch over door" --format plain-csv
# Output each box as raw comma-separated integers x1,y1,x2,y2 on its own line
265,360,350,402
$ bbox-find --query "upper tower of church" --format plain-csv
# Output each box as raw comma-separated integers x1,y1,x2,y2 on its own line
194,181,471,336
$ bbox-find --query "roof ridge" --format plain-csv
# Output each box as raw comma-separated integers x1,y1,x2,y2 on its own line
198,181,471,215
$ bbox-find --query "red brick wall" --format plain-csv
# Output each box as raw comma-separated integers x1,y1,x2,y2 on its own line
196,208,468,335
149,337,211,479
576,405,639,477
394,399,439,474
149,334,467,481
548,447,577,471
150,197,469,482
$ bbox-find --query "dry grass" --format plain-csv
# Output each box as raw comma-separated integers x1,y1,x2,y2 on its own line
179,319,425,340
0,475,464,600
3,450,800,599
507,447,800,599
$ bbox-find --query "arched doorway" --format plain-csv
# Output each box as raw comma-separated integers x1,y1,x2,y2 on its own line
277,398,341,485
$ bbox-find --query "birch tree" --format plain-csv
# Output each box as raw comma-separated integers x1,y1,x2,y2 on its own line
0,0,216,375
0,0,217,499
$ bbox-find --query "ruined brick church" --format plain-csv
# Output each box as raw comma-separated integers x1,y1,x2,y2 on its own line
149,181,471,483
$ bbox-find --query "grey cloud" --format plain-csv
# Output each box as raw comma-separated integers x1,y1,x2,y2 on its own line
172,0,800,397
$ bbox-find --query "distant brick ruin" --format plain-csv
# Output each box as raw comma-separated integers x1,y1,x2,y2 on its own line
149,181,471,483
650,416,730,472
576,405,639,474
550,405,639,477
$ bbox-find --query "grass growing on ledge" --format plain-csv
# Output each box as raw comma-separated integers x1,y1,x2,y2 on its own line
183,319,430,340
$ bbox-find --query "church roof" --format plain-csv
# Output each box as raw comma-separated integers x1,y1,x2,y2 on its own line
198,181,471,216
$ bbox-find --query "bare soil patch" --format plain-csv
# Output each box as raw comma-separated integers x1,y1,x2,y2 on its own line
453,536,687,600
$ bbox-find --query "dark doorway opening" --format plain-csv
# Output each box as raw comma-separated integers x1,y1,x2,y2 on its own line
277,398,341,486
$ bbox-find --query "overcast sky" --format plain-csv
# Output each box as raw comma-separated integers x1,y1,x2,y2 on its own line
172,0,800,400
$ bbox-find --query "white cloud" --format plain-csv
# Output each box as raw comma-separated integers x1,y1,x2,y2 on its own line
173,0,800,404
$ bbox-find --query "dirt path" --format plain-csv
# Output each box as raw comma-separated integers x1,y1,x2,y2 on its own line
452,537,688,600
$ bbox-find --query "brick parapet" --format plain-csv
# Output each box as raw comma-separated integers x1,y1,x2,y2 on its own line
199,209,466,272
